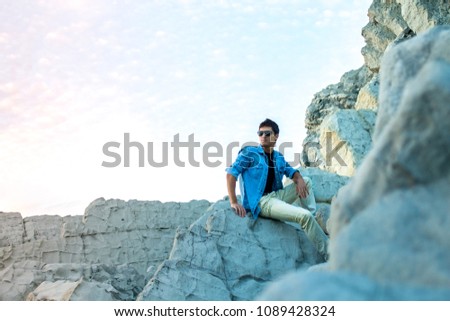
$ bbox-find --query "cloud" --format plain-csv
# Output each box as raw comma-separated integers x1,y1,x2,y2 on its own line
0,32,10,44
1,0,373,216
217,69,231,78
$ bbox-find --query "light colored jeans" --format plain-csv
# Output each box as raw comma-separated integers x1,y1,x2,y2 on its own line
259,177,329,259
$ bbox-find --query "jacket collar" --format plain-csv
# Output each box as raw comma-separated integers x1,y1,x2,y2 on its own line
257,144,277,155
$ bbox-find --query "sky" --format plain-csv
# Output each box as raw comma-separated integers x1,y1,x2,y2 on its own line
0,0,373,217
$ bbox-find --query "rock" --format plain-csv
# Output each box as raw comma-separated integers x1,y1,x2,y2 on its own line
0,212,24,247
304,67,372,131
361,0,405,72
258,270,450,300
26,279,116,301
138,200,324,301
295,167,350,204
314,203,331,235
259,26,450,301
361,0,450,73
400,0,450,33
302,67,374,172
318,109,375,176
0,199,211,300
375,25,450,139
303,0,450,177
355,74,379,111
332,25,450,236
3,1,450,302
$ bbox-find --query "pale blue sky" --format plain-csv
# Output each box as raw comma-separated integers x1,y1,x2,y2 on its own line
0,0,372,217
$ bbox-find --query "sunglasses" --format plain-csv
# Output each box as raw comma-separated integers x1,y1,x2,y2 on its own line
257,130,273,137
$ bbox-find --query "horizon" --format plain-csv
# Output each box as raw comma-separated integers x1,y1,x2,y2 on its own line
0,0,373,217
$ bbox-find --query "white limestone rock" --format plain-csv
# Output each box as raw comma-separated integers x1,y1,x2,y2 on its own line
314,203,331,236
355,74,379,111
258,270,450,300
0,212,24,247
375,25,450,139
361,0,450,73
286,167,349,204
318,109,376,176
399,0,450,33
0,199,211,300
302,67,374,173
26,278,117,301
138,200,323,301
259,26,450,301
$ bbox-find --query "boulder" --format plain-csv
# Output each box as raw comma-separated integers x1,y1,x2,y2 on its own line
259,26,450,301
0,199,211,300
138,201,324,301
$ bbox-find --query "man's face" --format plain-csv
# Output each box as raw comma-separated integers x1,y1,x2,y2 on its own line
258,126,278,149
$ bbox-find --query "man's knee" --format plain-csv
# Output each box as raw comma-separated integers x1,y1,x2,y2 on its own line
295,209,314,224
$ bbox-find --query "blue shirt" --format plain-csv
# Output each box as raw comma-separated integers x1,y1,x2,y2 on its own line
226,145,298,219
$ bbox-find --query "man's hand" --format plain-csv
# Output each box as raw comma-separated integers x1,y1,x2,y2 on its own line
226,173,247,218
293,172,309,199
230,202,247,218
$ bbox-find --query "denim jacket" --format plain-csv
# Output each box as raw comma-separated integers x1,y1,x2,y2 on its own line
226,145,298,219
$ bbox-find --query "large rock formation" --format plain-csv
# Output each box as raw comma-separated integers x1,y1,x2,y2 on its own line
2,0,450,302
302,0,450,177
0,198,211,300
1,169,345,301
138,201,323,301
259,25,450,300
302,67,374,176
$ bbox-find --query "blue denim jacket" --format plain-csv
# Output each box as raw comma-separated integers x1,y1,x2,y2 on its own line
226,145,298,219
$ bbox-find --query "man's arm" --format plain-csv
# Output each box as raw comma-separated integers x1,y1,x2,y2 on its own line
291,171,309,199
226,173,247,217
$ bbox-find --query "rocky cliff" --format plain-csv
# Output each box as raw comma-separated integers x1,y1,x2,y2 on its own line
0,170,347,301
1,0,450,301
0,199,211,300
302,0,450,177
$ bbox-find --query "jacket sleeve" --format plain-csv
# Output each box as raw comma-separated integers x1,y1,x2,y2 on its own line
225,148,255,179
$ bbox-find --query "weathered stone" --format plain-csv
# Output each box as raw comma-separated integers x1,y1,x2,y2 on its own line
294,167,349,204
304,67,372,131
0,199,211,300
375,25,450,139
26,279,117,301
361,0,406,72
355,74,379,111
138,201,323,301
3,1,450,302
260,26,450,301
314,203,331,235
400,0,450,33
318,109,375,176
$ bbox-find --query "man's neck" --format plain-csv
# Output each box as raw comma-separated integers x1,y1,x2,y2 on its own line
262,146,274,154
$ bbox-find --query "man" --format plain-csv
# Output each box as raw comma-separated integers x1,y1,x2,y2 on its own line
226,118,329,260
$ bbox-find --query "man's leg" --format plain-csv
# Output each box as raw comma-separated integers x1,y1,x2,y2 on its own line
259,179,328,259
275,177,316,214
298,177,317,215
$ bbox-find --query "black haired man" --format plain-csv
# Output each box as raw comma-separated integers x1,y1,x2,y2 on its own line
226,118,329,260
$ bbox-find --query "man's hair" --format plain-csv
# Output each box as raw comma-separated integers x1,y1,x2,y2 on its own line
259,118,279,135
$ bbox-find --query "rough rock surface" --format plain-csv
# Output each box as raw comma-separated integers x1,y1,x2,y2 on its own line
259,26,450,301
0,198,211,300
1,168,341,301
2,0,450,302
302,0,450,177
138,201,324,301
